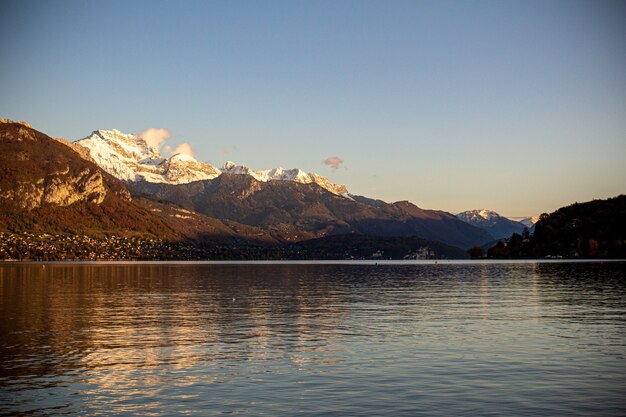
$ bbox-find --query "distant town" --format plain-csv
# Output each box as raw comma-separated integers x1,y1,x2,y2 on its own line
0,232,444,261
0,232,204,261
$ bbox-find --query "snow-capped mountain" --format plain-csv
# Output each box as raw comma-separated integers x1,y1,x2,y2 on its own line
456,209,527,240
456,209,501,224
220,161,348,195
519,216,540,228
74,129,348,194
75,129,221,184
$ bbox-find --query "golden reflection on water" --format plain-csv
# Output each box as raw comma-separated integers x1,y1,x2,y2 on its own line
0,264,349,390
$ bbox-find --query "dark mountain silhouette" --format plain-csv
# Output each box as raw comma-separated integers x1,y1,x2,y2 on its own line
487,195,626,258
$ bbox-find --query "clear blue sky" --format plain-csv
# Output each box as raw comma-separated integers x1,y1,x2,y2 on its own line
1,0,625,217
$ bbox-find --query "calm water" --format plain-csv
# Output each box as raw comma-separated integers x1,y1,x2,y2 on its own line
0,261,625,416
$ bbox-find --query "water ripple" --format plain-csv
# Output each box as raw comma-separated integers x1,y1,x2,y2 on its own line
0,262,625,416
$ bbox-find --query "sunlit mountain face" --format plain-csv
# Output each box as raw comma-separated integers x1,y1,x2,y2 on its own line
74,129,348,195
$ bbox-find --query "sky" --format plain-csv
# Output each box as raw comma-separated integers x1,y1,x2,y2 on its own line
1,0,625,217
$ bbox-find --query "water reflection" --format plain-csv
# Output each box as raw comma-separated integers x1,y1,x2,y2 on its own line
1,262,625,416
0,265,353,389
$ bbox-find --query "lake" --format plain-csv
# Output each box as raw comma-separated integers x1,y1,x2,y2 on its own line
0,261,625,416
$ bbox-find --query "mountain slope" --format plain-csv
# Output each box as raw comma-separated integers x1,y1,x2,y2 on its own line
457,209,526,240
517,216,539,232
129,175,493,248
134,197,277,243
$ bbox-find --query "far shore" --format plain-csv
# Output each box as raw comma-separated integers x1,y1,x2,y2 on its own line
1,259,624,266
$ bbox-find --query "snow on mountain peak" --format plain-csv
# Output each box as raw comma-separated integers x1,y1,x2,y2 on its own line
456,209,502,224
170,152,197,163
220,161,252,175
74,129,348,194
222,161,237,170
220,161,348,195
477,209,499,220
518,216,540,228
75,129,219,184
457,209,528,240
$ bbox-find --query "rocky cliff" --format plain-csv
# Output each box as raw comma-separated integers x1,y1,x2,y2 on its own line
0,120,129,210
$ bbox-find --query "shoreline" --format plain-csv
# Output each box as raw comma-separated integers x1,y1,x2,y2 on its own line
1,258,624,266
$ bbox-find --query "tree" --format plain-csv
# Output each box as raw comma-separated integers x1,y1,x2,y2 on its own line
487,241,509,258
467,246,483,258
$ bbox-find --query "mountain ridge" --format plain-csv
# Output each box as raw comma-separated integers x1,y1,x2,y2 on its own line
129,175,493,248
75,129,222,184
0,120,498,257
74,129,348,195
457,209,527,240
75,126,492,248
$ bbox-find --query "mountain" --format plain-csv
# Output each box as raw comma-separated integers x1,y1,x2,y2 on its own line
487,195,626,259
75,129,221,184
0,121,283,246
519,216,540,229
0,120,516,258
349,194,387,208
130,175,493,248
74,129,348,195
456,209,526,240
3,121,621,260
221,161,348,195
0,120,176,238
75,127,491,249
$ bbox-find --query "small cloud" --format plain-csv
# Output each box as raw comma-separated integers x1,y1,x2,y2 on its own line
323,156,343,170
139,128,170,150
221,144,238,156
163,145,172,154
173,142,194,157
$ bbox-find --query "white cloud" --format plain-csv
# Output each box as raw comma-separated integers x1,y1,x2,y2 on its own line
137,128,195,158
139,128,171,150
173,142,194,157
